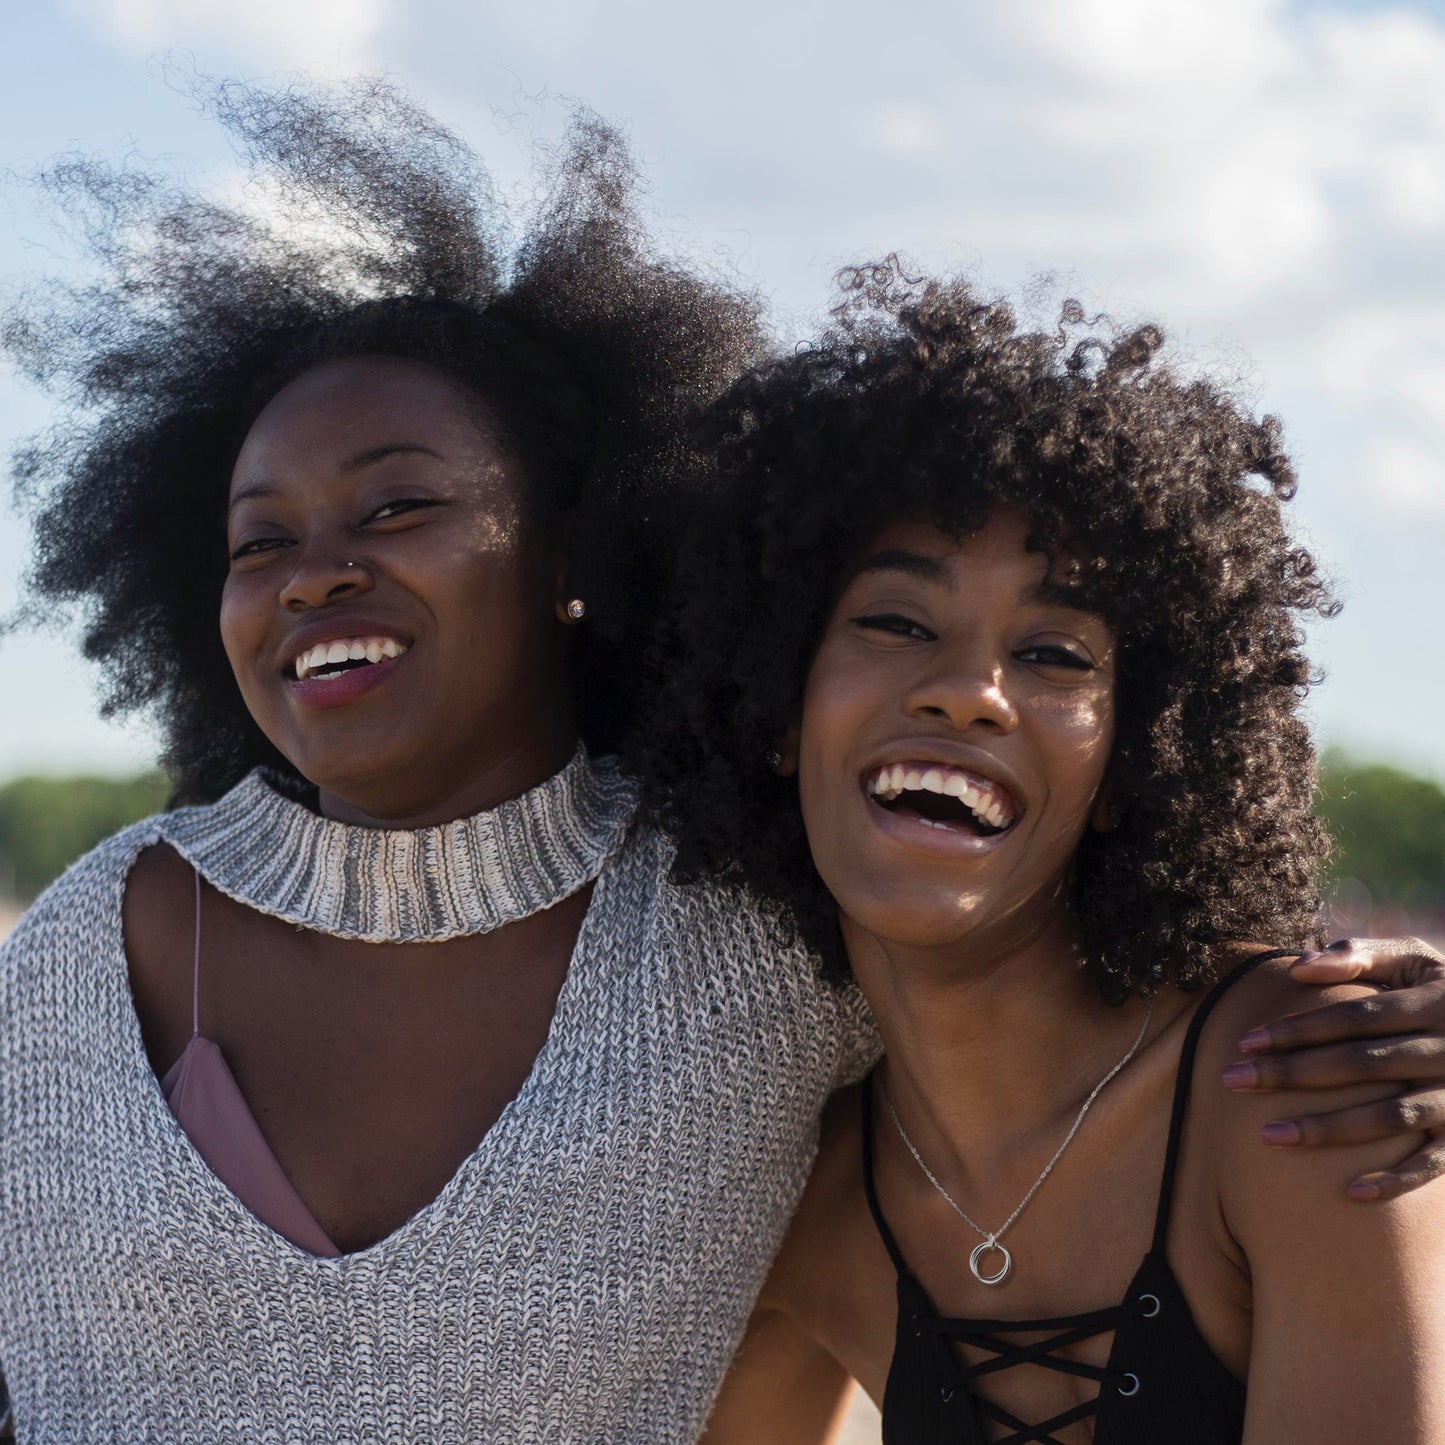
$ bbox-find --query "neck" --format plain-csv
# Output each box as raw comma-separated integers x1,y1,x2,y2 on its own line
848,906,1157,1174
317,725,579,829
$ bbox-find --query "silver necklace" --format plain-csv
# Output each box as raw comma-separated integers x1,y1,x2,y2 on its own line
880,997,1156,1286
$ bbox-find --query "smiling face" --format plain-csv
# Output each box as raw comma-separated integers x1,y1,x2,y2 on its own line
795,509,1116,962
221,355,577,823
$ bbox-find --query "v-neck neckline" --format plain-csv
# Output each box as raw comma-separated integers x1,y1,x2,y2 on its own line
114,823,620,1266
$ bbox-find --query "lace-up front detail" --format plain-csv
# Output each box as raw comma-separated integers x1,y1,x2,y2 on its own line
912,1293,1156,1443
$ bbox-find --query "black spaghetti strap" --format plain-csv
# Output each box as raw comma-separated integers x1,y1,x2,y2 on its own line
1149,948,1298,1253
860,1081,911,1276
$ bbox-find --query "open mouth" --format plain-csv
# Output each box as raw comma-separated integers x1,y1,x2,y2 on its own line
290,635,409,682
864,762,1020,838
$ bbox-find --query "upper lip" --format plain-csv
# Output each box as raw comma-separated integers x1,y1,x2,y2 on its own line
859,740,1028,819
278,616,414,678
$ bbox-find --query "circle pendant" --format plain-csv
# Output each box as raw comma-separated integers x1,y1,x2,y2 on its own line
969,1238,1012,1286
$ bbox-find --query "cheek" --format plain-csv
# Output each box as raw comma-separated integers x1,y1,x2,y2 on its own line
217,575,266,684
1038,688,1116,813
795,640,879,836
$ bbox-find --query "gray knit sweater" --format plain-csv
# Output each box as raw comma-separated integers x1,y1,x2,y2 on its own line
0,751,875,1443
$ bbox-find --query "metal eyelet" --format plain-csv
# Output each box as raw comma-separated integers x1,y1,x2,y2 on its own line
1139,1292,1161,1318
1117,1372,1141,1398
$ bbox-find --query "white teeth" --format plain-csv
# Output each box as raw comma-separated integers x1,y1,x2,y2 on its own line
866,762,1017,831
293,635,408,679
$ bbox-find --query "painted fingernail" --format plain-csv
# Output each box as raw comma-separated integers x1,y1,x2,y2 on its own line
1237,1029,1271,1054
1348,1178,1384,1200
1221,1063,1257,1089
1261,1121,1301,1146
1292,951,1323,966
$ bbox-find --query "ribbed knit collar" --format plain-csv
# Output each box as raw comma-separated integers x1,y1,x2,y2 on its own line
156,746,637,943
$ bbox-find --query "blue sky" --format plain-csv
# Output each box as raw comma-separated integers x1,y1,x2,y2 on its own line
2,0,1444,782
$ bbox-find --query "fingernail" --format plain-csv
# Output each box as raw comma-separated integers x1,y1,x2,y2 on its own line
1261,1121,1301,1146
1237,1029,1271,1054
1348,1178,1383,1200
1292,951,1323,966
1221,1063,1257,1089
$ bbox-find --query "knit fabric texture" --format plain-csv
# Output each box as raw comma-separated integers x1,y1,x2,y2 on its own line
0,751,877,1443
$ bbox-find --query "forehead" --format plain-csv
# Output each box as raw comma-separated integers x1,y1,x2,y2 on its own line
231,356,497,492
852,512,1052,590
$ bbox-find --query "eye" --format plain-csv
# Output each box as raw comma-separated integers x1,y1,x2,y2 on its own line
850,612,937,643
367,497,439,523
1016,643,1094,671
229,535,291,562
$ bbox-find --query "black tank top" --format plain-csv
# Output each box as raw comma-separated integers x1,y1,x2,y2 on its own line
863,951,1290,1444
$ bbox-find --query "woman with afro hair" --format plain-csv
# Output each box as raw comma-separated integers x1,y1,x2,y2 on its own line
0,82,1442,1444
0,76,881,1443
625,265,1445,1442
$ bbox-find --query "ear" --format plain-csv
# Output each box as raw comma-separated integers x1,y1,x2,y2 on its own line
551,519,578,625
1090,773,1119,833
771,723,801,778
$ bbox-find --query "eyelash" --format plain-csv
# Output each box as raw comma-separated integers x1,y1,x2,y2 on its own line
851,616,1094,670
229,498,438,561
851,612,936,642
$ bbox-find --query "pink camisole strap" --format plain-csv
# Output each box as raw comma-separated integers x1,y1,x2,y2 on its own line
160,869,340,1258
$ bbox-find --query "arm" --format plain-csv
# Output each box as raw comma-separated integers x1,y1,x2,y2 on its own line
700,1306,857,1445
1222,936,1445,1197
1214,976,1445,1441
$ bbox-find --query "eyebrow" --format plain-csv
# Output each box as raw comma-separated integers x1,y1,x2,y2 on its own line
851,548,1100,617
228,443,444,513
851,549,955,587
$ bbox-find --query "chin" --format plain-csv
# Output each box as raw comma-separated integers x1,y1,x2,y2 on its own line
842,893,989,952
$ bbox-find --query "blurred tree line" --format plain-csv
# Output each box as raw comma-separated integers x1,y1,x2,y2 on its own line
0,772,169,901
1316,750,1445,938
0,754,1440,930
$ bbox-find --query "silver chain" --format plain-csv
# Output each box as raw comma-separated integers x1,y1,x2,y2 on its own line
880,996,1156,1284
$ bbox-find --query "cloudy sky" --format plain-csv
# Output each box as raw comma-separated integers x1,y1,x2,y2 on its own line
2,0,1443,781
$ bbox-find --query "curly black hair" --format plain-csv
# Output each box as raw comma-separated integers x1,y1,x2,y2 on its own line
4,76,762,803
626,261,1334,1000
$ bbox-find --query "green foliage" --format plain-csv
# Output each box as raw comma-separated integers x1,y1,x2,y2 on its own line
1317,750,1445,909
0,773,169,901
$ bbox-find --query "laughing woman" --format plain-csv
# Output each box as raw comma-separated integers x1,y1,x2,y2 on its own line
0,79,881,1443
633,268,1445,1442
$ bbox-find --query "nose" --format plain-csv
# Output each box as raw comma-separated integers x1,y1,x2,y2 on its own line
278,545,375,611
902,639,1019,735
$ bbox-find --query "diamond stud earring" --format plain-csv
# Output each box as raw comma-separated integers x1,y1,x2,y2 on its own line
566,598,587,621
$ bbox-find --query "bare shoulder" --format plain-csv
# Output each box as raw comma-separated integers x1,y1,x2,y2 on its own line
759,1082,870,1314
1187,946,1419,1224
121,842,197,1070
1191,944,1380,1081
1183,951,1445,1438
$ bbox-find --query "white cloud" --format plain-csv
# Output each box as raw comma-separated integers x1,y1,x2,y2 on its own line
66,0,388,70
873,107,945,156
1359,436,1445,519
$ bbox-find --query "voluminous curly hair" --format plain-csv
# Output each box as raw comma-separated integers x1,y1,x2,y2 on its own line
626,262,1334,1000
4,76,762,803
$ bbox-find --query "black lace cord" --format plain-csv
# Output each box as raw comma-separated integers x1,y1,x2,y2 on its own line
977,1392,1103,1445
